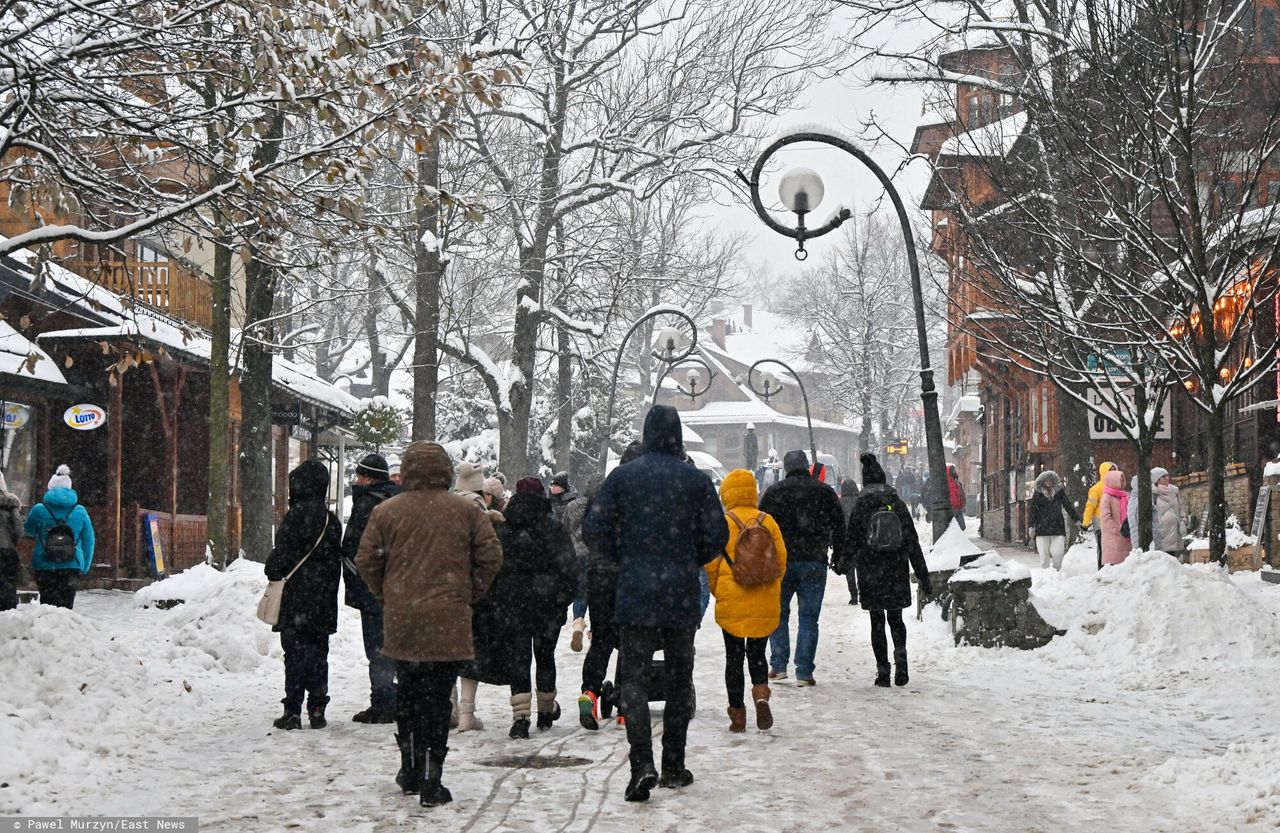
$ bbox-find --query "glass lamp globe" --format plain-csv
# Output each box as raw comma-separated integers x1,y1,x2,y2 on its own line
654,325,682,357
778,168,825,214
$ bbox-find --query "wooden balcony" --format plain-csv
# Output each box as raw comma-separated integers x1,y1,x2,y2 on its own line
65,256,213,329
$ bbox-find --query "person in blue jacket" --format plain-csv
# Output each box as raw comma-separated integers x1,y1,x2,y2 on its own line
24,464,95,609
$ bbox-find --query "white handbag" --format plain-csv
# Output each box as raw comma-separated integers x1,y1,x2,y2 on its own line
256,515,329,626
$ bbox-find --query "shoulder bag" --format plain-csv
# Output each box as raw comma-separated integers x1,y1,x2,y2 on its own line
257,515,329,626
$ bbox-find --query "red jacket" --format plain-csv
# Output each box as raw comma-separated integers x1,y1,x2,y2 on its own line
948,471,965,511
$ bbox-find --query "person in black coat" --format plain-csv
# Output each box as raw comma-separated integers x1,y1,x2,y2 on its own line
583,405,728,801
758,450,847,685
839,477,860,606
341,453,400,724
265,459,343,730
841,453,932,689
492,477,578,739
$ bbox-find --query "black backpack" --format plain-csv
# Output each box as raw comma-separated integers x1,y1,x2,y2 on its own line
42,504,78,563
865,502,904,553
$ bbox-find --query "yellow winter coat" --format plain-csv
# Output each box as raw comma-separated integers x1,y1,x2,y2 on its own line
1082,461,1115,528
705,469,788,639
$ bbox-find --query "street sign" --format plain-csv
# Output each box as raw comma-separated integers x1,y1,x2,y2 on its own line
886,438,909,455
272,404,301,425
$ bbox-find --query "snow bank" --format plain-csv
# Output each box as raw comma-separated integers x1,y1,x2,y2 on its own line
1060,538,1098,576
0,605,196,814
949,552,1032,585
1031,552,1280,684
1147,735,1280,826
926,519,987,571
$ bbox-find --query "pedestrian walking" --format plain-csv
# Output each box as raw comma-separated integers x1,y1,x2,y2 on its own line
0,473,24,611
583,405,728,802
895,466,920,519
759,449,846,686
1082,461,1116,570
839,477,860,605
550,471,589,652
490,476,577,738
842,453,932,687
265,460,343,731
356,441,504,807
1151,468,1185,556
946,464,967,529
453,461,508,733
23,465,94,609
1028,470,1078,570
342,453,400,724
1098,468,1132,566
1127,473,1141,548
706,468,786,733
743,423,759,472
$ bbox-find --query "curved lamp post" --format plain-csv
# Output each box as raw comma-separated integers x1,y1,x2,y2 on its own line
737,131,951,542
598,309,698,472
651,356,717,406
746,359,817,473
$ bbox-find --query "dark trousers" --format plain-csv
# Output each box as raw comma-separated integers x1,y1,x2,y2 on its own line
280,630,330,714
360,609,397,710
722,630,768,708
869,609,907,671
396,660,461,751
618,625,696,771
581,578,620,694
0,549,19,611
1095,528,1103,570
35,569,78,609
509,623,558,695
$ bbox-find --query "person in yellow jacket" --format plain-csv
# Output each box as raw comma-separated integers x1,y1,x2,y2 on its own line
705,469,788,734
1082,461,1115,570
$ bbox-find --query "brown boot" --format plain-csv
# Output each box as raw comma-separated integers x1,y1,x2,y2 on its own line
727,706,747,733
752,684,773,731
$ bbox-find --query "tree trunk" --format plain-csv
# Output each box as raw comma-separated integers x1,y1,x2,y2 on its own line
412,144,443,441
505,245,544,476
207,230,232,568
1055,383,1092,517
554,324,573,474
1206,405,1227,563
1135,435,1154,552
240,252,278,562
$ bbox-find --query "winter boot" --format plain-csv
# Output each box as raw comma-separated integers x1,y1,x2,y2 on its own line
420,747,452,807
659,749,693,789
599,681,617,720
272,712,302,731
727,706,747,733
570,618,587,652
307,696,329,730
395,726,426,795
509,693,532,739
752,684,773,731
578,690,600,731
536,690,561,731
874,664,891,688
625,761,659,802
456,702,484,732
894,649,909,687
352,706,395,724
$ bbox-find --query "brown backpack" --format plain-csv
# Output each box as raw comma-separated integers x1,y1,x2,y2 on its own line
724,512,782,587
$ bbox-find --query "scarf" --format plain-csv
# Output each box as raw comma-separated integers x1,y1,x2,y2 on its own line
1103,485,1130,535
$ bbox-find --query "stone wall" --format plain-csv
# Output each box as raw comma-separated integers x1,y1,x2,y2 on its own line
1172,470,1251,536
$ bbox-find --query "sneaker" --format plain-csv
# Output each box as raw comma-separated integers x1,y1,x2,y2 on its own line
615,715,626,728
767,669,788,681
794,676,816,687
272,713,302,731
578,691,600,731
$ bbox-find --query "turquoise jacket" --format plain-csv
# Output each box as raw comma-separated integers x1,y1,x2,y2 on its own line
24,487,95,574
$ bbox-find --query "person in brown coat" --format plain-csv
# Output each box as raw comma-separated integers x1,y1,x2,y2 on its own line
356,441,504,808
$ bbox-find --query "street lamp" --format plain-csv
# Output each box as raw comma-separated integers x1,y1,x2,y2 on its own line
651,356,717,405
746,359,817,474
737,130,951,542
598,307,698,472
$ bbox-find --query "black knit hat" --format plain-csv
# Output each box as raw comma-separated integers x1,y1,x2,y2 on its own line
356,453,390,480
861,452,887,485
783,450,809,474
551,471,571,491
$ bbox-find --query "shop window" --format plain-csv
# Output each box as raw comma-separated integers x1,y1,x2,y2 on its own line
1,406,38,508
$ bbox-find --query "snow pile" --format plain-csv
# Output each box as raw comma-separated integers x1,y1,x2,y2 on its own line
1031,552,1280,683
1187,514,1255,551
949,552,1032,585
442,428,500,468
139,559,277,673
1060,538,1098,576
0,605,196,814
1147,735,1280,825
926,519,987,572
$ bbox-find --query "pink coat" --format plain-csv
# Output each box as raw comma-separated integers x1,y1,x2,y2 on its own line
1098,469,1131,566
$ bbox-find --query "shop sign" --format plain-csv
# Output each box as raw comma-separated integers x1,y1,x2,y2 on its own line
64,404,106,431
3,403,30,430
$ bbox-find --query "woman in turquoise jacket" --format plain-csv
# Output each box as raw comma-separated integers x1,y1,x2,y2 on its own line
24,465,95,609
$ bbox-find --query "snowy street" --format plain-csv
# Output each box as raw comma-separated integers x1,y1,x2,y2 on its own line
4,551,1278,832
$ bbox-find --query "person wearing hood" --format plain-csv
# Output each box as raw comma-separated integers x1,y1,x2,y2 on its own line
549,470,589,652
482,477,507,512
1098,468,1132,566
24,465,95,609
452,461,506,733
343,453,401,724
0,472,25,611
1127,474,1142,548
357,441,503,807
264,460,344,732
946,464,967,529
842,453,932,687
759,449,847,686
839,478,861,605
490,477,577,739
706,469,787,733
583,405,728,801
1028,471,1078,570
1083,461,1115,569
1151,468,1185,555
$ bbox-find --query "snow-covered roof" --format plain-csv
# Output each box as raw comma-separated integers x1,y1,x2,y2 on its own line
677,399,854,433
0,320,67,385
705,307,810,373
939,111,1027,159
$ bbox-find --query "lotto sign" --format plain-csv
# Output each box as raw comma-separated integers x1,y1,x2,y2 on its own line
3,402,30,430
64,403,106,431
1088,390,1171,440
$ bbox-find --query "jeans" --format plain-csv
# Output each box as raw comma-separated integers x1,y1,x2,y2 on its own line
618,626,696,771
360,608,397,710
509,622,559,695
953,510,966,530
36,569,78,609
769,561,827,678
1036,535,1067,570
396,660,461,750
572,556,589,620
581,575,619,694
869,609,907,671
722,630,768,708
280,630,330,714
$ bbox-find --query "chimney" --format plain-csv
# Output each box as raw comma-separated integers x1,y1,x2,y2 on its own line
711,318,727,350
742,303,753,329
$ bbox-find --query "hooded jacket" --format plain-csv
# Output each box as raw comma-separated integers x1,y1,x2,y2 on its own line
759,457,847,565
846,454,929,611
25,487,95,574
491,491,578,633
1028,471,1077,538
1151,468,1185,553
1082,462,1115,528
1098,469,1131,565
705,469,787,639
264,460,344,635
356,441,504,662
0,487,22,609
341,478,400,611
583,405,729,630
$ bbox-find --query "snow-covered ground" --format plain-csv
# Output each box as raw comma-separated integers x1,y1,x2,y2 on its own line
3,552,1280,832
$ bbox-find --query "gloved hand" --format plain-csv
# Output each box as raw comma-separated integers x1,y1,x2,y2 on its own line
918,577,934,596
830,556,849,576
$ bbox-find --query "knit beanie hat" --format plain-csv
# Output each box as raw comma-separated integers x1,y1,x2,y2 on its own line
356,453,390,480
550,471,571,492
783,450,809,474
482,477,505,499
515,476,545,496
48,464,72,491
455,461,486,493
861,452,887,486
